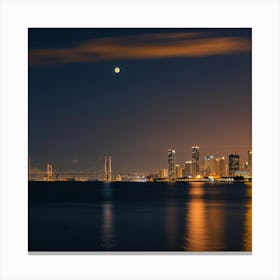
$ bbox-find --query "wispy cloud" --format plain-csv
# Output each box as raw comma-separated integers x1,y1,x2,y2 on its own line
29,32,251,65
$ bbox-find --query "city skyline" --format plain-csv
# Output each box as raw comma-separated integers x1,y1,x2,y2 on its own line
29,28,251,172
28,145,252,182
28,145,251,174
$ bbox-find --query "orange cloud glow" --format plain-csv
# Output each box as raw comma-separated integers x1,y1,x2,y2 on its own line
29,32,251,65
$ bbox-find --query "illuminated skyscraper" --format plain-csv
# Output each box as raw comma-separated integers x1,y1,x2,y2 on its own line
216,157,226,177
204,155,216,177
228,153,240,177
158,168,168,179
168,149,176,181
183,161,192,178
104,156,112,182
191,146,200,178
175,164,182,179
248,150,252,178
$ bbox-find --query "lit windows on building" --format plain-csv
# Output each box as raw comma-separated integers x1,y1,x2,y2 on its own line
228,153,240,177
183,161,192,178
168,149,176,180
175,164,182,179
158,168,168,179
191,146,200,178
215,157,226,177
204,155,216,177
248,150,252,178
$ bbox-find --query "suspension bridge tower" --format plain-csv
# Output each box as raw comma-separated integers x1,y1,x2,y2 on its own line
104,156,112,182
47,163,53,181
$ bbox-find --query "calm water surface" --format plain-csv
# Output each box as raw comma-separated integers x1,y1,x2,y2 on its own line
28,181,252,252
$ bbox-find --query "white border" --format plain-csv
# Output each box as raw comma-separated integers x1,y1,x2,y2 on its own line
0,0,279,279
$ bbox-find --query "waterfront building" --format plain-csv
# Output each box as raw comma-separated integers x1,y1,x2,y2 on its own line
228,153,240,177
158,168,168,179
234,170,248,177
245,161,249,171
204,155,216,177
183,161,192,178
191,146,200,178
225,164,229,177
216,157,226,177
248,150,252,178
168,149,176,180
175,164,182,179
239,159,247,171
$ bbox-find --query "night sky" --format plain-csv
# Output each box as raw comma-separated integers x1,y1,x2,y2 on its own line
28,28,251,173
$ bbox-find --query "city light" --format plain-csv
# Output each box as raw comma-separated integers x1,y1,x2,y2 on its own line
28,146,252,183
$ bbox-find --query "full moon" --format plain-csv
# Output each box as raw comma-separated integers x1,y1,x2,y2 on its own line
114,67,120,74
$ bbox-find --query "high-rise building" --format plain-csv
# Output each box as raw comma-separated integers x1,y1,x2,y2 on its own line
183,161,192,178
104,156,112,181
228,153,240,177
204,155,216,177
175,164,182,179
168,149,176,180
239,159,247,171
225,163,229,177
248,150,252,178
191,146,200,178
216,157,226,177
158,168,168,179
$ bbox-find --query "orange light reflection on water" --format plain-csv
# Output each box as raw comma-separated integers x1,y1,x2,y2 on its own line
184,184,208,251
184,183,252,251
243,185,252,251
101,202,116,249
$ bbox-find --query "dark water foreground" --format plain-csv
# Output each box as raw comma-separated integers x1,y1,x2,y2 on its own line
28,181,252,252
